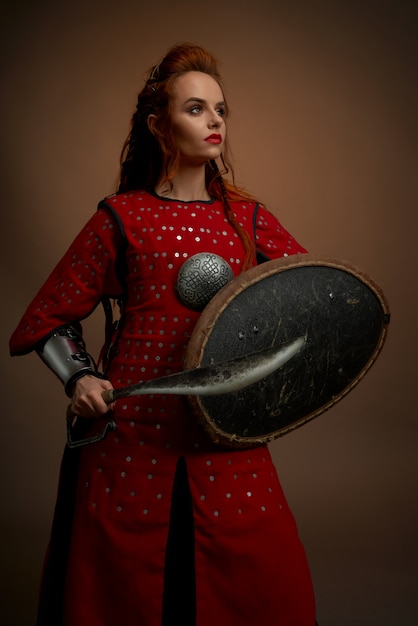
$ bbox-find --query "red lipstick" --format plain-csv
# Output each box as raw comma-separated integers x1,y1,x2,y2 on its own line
205,134,222,144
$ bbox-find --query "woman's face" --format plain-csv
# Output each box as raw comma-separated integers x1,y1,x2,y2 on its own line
169,71,227,166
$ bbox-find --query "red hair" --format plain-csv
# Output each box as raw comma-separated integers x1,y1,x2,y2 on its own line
118,43,256,270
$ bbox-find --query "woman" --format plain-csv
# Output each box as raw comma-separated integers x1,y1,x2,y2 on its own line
10,43,317,625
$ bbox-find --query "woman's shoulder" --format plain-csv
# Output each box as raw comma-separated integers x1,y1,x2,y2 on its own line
227,196,259,213
99,189,154,209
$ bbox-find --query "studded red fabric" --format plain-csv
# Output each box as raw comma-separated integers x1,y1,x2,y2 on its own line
10,190,316,625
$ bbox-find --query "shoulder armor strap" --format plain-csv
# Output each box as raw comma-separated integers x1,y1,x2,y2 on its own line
97,197,129,372
98,197,129,291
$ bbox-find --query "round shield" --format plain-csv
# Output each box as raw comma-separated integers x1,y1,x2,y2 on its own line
184,254,390,448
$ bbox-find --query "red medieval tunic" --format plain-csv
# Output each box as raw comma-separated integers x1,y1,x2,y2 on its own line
10,190,316,626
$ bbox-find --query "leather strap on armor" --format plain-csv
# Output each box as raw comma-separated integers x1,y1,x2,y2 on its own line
37,324,107,397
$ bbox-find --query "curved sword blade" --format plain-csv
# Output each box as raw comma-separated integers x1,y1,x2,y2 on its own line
103,335,306,404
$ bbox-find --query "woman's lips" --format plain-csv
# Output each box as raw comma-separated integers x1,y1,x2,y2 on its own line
205,134,222,144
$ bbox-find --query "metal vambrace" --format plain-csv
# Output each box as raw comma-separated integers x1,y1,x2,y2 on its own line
36,325,104,397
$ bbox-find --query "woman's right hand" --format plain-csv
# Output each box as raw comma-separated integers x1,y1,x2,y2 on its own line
70,374,115,419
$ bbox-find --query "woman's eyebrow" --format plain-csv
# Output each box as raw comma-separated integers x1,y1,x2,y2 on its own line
184,97,205,104
183,97,226,107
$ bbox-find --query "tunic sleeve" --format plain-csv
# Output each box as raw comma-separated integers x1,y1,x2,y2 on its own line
254,204,307,261
9,207,125,356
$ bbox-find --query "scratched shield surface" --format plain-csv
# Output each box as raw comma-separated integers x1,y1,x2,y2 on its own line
184,255,390,447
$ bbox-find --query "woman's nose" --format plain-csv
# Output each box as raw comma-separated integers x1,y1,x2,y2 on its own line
208,111,222,128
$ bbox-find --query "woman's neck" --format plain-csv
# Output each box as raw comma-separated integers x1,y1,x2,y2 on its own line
154,165,211,202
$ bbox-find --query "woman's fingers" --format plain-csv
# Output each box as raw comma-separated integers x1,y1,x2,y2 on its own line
71,375,114,418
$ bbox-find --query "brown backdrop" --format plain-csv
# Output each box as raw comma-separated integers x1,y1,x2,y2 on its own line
1,1,417,624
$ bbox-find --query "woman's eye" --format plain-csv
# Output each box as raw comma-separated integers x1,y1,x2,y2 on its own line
189,105,202,114
217,108,226,117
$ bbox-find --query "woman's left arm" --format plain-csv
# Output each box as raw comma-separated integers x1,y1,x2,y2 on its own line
253,203,307,262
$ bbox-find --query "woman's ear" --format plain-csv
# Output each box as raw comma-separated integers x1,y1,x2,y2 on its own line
147,114,157,135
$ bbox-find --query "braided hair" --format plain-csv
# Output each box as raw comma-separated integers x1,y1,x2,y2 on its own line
118,43,256,270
